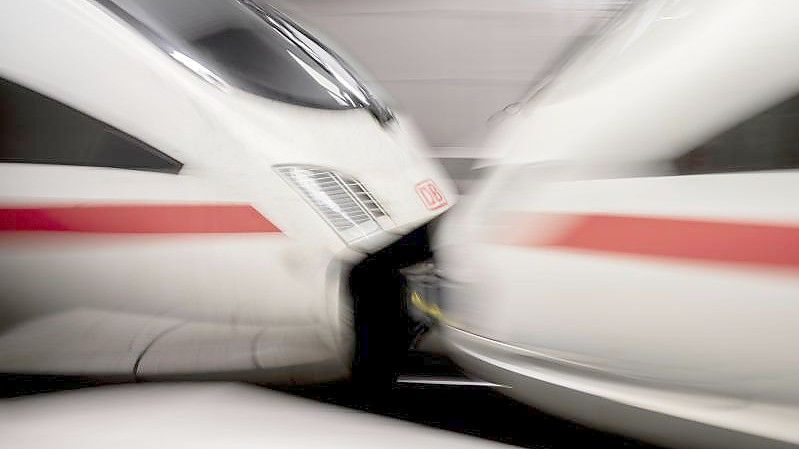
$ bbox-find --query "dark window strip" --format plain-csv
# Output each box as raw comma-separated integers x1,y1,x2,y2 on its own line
0,77,182,174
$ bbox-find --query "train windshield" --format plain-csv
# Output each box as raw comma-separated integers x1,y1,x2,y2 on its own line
99,0,389,116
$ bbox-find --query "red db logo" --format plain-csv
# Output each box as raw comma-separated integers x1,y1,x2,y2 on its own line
415,179,448,210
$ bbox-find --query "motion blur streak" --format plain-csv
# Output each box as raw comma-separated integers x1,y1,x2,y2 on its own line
503,213,799,270
0,383,511,449
0,204,281,233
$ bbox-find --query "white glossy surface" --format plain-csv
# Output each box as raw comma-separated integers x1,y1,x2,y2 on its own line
438,0,799,446
0,0,454,381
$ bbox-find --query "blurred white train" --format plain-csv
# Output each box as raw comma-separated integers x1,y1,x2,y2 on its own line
0,0,455,385
438,0,799,448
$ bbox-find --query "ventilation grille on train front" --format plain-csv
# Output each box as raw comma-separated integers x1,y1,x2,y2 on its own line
274,165,390,242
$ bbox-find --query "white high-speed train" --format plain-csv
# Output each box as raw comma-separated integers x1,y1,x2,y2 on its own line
0,0,455,385
438,1,799,448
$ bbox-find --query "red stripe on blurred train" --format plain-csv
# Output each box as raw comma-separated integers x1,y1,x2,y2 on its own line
436,1,799,448
0,205,281,233
0,0,455,385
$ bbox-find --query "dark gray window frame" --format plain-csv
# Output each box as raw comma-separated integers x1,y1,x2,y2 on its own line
675,92,799,175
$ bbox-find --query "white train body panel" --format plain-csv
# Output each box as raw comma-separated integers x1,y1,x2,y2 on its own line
0,0,455,382
438,1,799,447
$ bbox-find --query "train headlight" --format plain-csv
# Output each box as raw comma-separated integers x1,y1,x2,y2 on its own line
274,165,391,242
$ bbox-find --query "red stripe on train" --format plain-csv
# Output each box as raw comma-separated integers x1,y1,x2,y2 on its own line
0,205,281,234
510,213,799,269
